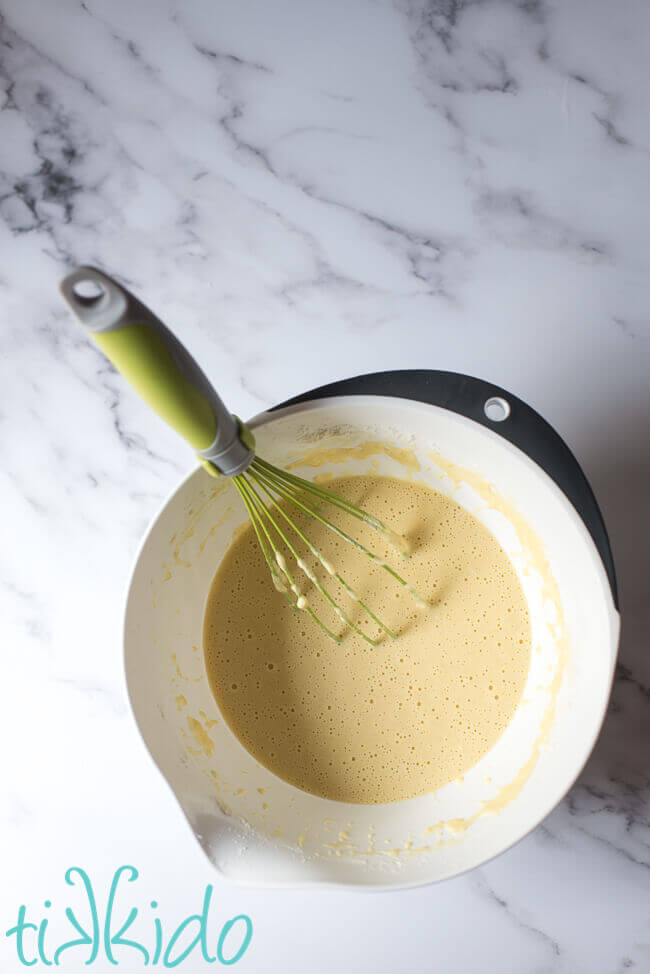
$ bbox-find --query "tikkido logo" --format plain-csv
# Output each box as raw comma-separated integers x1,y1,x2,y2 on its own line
5,866,253,968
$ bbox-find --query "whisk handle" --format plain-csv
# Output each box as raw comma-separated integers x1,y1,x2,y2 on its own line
59,267,254,477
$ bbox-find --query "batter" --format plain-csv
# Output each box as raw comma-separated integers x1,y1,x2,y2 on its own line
203,474,531,804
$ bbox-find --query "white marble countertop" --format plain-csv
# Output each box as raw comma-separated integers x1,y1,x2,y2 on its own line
1,0,648,970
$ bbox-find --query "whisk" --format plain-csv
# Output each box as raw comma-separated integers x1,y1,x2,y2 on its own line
60,267,423,645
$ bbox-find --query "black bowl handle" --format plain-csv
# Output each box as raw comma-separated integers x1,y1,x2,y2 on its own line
273,369,618,609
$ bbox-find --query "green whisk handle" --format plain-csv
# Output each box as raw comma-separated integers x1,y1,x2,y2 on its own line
59,266,254,477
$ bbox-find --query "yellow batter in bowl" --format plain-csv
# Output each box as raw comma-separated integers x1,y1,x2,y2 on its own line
203,473,531,804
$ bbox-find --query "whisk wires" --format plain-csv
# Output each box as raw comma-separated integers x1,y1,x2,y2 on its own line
232,457,424,646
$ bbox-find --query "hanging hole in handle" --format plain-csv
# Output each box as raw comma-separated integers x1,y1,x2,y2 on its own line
71,278,106,307
484,397,511,422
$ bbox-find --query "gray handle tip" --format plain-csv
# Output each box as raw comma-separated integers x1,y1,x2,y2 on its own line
59,266,129,333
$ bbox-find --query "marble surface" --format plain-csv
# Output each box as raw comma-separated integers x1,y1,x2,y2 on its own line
1,0,648,970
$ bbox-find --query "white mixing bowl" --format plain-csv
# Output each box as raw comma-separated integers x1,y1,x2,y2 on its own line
124,370,619,889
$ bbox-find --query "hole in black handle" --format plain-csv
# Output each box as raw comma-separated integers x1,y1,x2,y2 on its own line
484,397,510,422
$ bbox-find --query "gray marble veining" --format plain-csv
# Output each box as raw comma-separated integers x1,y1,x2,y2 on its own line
0,1,648,971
